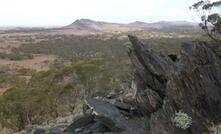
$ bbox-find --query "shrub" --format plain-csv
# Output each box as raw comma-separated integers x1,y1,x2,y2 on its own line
172,110,192,130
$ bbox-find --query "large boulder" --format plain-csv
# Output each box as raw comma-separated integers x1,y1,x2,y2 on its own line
85,97,126,131
64,114,95,133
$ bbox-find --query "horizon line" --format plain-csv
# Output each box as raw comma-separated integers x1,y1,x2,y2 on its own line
0,18,199,28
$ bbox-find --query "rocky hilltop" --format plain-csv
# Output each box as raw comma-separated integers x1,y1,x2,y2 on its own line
16,35,221,134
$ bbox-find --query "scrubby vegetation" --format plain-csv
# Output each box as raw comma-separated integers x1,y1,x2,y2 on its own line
0,58,128,131
18,35,127,60
0,52,33,61
17,34,198,61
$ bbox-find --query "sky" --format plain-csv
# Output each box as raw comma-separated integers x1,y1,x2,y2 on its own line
0,0,201,27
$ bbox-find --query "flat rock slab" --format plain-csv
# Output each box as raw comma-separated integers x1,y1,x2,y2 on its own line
64,113,95,132
85,97,126,131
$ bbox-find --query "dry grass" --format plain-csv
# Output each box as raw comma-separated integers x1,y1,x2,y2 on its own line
0,88,9,96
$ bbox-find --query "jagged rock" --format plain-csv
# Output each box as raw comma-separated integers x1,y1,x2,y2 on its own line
33,129,45,134
128,35,221,134
136,88,163,115
82,121,108,134
85,97,126,131
65,121,107,134
111,100,137,117
64,114,95,133
128,35,171,115
128,35,173,98
113,101,133,111
48,128,61,134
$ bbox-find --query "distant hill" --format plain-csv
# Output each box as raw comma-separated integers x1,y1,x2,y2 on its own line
65,19,141,32
128,21,151,27
65,19,199,33
0,19,200,34
129,20,198,28
66,19,107,31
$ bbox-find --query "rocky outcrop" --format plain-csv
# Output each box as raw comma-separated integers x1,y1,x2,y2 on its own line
23,94,144,134
21,35,221,134
128,35,221,134
64,113,95,132
63,97,128,134
85,97,126,131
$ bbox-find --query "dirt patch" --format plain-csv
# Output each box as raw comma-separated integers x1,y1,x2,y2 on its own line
0,88,9,96
0,55,56,71
0,83,12,96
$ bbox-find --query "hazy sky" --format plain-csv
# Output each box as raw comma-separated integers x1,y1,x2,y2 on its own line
0,0,200,27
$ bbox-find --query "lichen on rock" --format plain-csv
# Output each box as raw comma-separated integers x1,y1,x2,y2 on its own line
172,111,192,130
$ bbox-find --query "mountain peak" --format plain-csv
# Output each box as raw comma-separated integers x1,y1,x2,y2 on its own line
129,21,149,25
72,19,96,25
66,18,105,31
74,19,95,23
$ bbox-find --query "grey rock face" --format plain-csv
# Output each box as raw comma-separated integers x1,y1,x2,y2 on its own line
33,129,45,134
85,97,126,131
64,114,95,133
128,35,221,134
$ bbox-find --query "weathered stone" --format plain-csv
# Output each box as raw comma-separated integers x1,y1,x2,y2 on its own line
85,97,126,131
128,35,174,98
128,35,221,134
33,129,45,134
48,128,61,134
64,113,95,132
113,101,133,111
136,88,163,115
82,121,108,134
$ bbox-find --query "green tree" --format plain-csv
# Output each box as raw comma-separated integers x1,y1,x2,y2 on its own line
190,0,221,57
191,0,221,42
